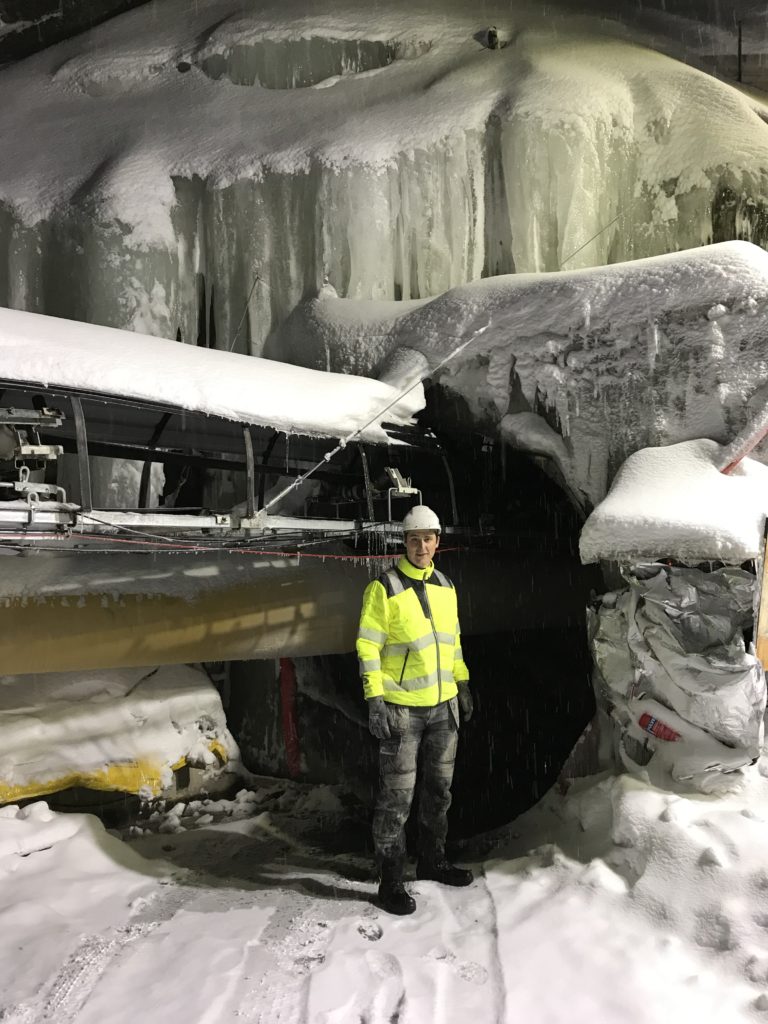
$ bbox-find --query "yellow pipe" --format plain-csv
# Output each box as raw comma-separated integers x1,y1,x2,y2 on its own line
0,582,360,674
0,760,168,804
0,550,596,674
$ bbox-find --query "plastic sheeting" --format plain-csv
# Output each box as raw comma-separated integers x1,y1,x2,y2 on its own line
588,564,766,790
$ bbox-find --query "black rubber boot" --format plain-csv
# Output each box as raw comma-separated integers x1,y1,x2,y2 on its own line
416,859,474,887
377,878,417,915
376,864,417,913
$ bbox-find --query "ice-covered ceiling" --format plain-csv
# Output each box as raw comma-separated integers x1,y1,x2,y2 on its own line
3,0,768,508
1,0,768,353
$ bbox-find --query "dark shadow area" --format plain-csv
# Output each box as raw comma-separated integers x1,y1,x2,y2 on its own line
199,38,430,90
228,423,600,841
129,820,374,902
447,626,594,838
0,0,150,66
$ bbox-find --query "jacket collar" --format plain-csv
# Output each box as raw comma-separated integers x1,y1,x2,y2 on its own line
397,555,435,581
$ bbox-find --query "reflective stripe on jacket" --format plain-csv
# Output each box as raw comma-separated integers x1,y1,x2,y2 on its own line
356,555,469,706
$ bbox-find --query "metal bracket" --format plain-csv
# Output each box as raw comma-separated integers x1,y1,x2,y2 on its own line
384,466,421,521
0,407,64,428
237,507,270,531
14,443,63,461
71,397,93,513
0,465,68,504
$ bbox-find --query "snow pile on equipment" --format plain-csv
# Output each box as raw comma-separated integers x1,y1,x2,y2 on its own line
580,439,768,565
0,306,422,443
0,664,240,803
588,564,765,792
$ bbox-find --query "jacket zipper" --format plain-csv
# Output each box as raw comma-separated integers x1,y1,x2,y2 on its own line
399,650,410,685
421,577,442,703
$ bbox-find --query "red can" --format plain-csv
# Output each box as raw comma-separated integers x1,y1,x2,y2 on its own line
638,712,681,742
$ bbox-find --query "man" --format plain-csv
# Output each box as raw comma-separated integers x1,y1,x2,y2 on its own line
356,504,474,915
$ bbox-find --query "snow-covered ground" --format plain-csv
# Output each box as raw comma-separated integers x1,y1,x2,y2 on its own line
5,766,768,1023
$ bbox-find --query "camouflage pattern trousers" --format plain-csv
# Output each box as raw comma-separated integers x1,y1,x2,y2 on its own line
372,697,460,875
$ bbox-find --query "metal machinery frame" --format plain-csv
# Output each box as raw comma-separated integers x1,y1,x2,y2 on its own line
0,379,461,552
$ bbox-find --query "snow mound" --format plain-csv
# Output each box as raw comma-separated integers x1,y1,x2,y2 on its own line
0,801,166,1007
485,767,768,1022
0,664,240,802
580,439,768,564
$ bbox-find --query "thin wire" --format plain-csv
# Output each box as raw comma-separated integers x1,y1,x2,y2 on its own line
79,512,221,546
227,273,268,353
558,196,641,269
0,533,462,561
261,319,491,516
77,511,383,549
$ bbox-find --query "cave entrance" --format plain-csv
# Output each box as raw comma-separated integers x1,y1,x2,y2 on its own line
226,426,602,840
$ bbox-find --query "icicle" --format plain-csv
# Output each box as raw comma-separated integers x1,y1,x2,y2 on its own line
646,319,659,372
582,299,591,333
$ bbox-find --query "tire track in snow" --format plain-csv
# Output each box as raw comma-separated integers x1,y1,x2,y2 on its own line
0,925,156,1024
1,877,211,1024
473,867,508,1024
240,888,336,1023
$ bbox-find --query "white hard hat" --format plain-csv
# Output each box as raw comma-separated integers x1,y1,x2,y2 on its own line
401,505,441,533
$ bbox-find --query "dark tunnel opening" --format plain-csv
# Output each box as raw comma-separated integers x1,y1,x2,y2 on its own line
226,413,602,842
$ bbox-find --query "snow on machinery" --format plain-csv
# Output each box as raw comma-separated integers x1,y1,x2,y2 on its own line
0,304,434,546
0,306,563,676
0,664,241,805
0,308,448,801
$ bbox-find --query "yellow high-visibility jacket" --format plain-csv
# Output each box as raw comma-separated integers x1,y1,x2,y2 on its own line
356,556,469,706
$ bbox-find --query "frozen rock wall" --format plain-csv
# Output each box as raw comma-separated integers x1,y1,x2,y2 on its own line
270,242,768,508
0,1,768,354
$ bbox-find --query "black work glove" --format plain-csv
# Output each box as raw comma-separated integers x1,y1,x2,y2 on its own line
367,696,391,740
457,684,474,722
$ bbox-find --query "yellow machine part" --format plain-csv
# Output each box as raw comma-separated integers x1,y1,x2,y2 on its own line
0,581,360,675
0,547,596,674
0,741,230,805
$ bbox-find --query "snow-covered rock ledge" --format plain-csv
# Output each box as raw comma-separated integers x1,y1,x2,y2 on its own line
275,242,768,506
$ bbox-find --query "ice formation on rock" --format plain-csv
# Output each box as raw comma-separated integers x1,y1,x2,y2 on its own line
272,241,768,506
0,0,767,354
